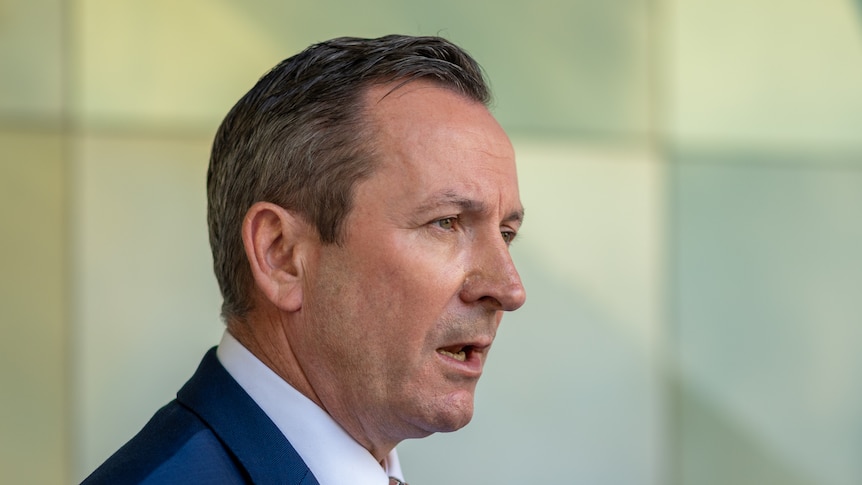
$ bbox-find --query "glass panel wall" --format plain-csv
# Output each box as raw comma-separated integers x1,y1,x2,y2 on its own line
1,1,859,483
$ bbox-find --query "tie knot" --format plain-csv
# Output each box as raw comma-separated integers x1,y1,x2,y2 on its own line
389,478,407,485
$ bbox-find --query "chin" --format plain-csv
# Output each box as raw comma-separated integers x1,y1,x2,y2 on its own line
400,384,478,436
438,412,474,433
429,390,476,433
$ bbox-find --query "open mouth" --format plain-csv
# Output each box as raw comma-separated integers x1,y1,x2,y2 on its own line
436,345,475,362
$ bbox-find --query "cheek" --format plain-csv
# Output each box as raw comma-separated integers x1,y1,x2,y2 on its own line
372,256,463,326
340,230,470,337
377,236,467,296
337,266,453,367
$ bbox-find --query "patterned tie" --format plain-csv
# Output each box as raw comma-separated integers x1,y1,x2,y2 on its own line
389,478,408,485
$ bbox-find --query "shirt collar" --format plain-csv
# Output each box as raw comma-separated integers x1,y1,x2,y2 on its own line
216,330,404,485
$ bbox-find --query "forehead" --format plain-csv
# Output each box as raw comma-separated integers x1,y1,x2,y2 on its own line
359,80,520,214
364,80,506,150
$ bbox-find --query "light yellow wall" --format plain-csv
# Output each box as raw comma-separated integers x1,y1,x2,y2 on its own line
0,0,64,117
71,134,224,474
668,0,862,148
667,1,862,484
1,1,68,482
0,131,68,484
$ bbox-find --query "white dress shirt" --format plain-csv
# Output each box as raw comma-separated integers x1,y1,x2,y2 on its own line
216,331,405,485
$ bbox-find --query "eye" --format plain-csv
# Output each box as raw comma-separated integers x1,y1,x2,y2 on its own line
434,217,458,230
501,230,517,245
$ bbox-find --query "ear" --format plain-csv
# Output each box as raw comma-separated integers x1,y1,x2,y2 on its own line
241,202,315,313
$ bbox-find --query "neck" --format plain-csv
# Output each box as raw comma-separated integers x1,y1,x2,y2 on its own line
227,310,323,410
227,308,399,462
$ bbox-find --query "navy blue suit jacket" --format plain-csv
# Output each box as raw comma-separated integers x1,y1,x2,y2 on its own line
82,348,320,484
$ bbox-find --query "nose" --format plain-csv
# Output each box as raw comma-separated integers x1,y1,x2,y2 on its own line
460,233,527,312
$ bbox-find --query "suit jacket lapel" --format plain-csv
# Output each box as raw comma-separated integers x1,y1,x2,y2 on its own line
177,348,320,485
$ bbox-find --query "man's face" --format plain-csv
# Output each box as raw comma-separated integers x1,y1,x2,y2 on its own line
295,81,526,452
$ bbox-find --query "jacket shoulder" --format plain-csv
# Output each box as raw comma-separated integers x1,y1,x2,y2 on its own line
81,400,247,484
81,348,317,485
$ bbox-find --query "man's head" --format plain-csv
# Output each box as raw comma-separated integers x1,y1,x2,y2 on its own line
208,35,490,322
207,35,526,460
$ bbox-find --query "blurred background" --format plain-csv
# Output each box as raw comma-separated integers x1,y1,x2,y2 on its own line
2,0,861,484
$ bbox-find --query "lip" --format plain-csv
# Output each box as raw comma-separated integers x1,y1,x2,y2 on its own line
435,341,492,377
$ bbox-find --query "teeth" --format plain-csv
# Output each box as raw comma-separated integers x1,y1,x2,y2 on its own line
438,349,467,362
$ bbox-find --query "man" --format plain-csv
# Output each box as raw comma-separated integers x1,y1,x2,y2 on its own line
83,34,526,485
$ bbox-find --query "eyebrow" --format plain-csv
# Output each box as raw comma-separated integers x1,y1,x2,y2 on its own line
416,191,525,225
